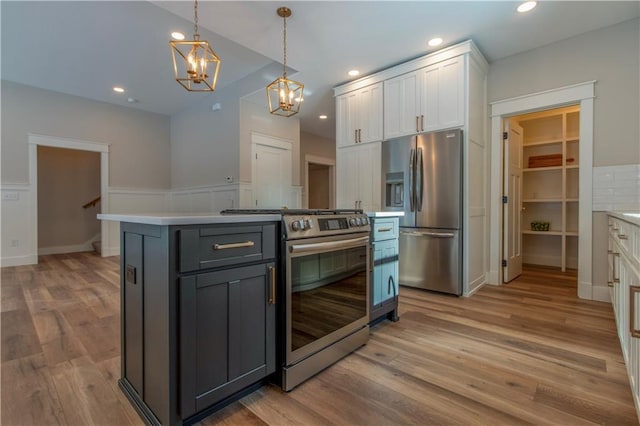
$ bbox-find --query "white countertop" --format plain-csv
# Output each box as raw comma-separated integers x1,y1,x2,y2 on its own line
607,211,640,227
366,211,405,218
97,213,282,226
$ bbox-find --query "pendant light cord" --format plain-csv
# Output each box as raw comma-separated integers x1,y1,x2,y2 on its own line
194,0,199,38
282,13,287,78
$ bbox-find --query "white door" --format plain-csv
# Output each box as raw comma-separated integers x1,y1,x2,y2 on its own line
503,120,523,282
251,135,292,208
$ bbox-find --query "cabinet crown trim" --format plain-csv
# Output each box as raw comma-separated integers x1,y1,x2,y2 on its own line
333,39,486,97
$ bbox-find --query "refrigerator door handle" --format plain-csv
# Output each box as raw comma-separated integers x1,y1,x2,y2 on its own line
416,147,423,211
401,231,455,238
409,148,416,212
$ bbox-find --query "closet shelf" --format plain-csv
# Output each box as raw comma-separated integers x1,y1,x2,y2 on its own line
522,230,563,236
523,166,563,172
523,138,563,147
523,198,562,203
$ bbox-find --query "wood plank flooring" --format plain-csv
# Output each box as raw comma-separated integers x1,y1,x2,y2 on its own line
2,254,638,425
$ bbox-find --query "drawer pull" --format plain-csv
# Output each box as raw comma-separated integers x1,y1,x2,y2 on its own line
617,234,628,240
377,227,393,232
213,241,255,250
607,281,614,288
631,286,640,338
268,266,276,305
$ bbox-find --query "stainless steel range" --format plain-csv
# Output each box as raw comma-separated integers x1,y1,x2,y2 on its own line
221,209,371,391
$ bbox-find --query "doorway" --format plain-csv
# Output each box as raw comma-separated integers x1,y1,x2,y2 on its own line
37,146,101,255
251,132,293,209
502,105,581,291
490,81,594,299
304,155,335,209
28,134,110,262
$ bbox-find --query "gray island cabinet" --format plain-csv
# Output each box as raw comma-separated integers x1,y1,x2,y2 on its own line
98,213,281,426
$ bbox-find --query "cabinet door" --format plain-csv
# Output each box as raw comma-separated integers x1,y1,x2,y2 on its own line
373,240,399,306
336,146,359,209
419,56,465,132
357,142,382,212
358,82,383,144
180,263,276,418
336,91,359,148
384,71,419,139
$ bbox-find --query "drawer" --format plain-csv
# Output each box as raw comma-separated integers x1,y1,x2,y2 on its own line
371,218,398,241
179,224,276,273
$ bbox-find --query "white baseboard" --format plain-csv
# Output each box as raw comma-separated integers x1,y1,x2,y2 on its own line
465,280,486,297
1,254,38,267
578,280,592,300
38,233,101,255
101,246,120,257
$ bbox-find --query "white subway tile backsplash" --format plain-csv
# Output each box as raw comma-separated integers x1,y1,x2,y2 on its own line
592,164,640,211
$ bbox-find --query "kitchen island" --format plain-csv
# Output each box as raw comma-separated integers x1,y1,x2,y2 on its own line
98,213,281,426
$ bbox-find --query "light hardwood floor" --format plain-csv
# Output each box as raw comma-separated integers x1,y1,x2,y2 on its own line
2,254,638,425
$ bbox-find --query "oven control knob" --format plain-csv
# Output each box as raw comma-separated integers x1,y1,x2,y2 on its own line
355,217,362,226
291,220,304,231
349,218,357,226
305,219,314,229
361,217,368,225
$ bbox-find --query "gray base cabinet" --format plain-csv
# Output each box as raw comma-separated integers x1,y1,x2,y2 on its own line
370,217,400,323
119,221,277,426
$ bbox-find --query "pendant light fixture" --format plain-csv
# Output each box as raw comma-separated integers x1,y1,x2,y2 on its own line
170,0,221,92
266,7,304,117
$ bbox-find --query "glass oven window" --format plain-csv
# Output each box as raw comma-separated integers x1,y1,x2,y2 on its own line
290,245,367,352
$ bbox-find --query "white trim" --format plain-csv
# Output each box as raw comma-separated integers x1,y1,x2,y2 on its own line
334,40,487,96
592,284,612,303
28,133,110,153
490,81,596,117
251,131,293,151
28,134,110,263
1,255,38,268
489,81,595,300
38,233,101,255
304,154,336,209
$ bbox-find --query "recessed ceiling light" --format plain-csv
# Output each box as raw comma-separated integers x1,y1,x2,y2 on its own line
517,1,537,13
348,70,360,77
113,86,125,93
319,115,328,120
171,32,185,40
428,37,443,47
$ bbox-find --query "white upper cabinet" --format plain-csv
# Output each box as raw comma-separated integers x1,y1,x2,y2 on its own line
384,56,465,139
336,82,383,147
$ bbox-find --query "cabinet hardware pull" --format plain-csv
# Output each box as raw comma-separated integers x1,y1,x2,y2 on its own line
421,115,424,131
612,252,620,284
416,116,419,133
607,281,614,287
613,227,619,231
358,129,362,143
213,241,255,250
618,234,628,240
354,129,358,143
607,249,613,254
631,286,640,338
268,265,276,305
377,227,393,232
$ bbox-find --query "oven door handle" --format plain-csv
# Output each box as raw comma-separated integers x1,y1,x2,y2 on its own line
289,236,370,254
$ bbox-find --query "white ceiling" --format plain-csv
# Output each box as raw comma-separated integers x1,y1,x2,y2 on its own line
2,1,639,140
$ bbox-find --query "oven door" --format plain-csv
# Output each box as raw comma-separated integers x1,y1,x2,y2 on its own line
285,232,370,365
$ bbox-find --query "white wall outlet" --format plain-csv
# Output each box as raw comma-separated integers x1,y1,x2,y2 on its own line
225,176,233,183
2,191,19,201
212,102,222,111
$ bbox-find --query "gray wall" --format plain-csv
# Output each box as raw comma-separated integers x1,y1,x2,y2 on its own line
170,87,240,189
488,18,640,166
37,146,100,249
300,131,336,190
1,81,171,188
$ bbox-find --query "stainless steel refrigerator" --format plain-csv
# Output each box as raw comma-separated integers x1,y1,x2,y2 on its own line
382,128,462,295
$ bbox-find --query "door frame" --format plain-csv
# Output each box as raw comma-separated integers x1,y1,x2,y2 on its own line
303,154,335,209
489,81,595,299
28,134,110,261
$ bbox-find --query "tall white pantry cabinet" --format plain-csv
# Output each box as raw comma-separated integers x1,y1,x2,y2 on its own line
333,40,490,296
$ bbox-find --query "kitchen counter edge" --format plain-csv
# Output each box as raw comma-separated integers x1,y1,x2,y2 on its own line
607,211,640,227
97,213,282,226
365,211,405,218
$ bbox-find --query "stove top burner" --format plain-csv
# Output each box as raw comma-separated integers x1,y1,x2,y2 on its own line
220,208,363,216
